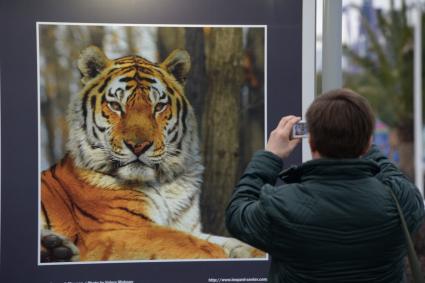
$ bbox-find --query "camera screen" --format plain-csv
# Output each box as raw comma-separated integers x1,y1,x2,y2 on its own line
294,122,308,136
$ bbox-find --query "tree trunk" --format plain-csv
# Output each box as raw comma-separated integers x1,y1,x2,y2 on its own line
184,28,208,134
201,28,244,235
125,26,138,54
40,26,61,165
239,28,265,172
88,26,105,48
157,27,185,61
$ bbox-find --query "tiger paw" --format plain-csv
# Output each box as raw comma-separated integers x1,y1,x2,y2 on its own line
223,238,266,258
40,229,80,262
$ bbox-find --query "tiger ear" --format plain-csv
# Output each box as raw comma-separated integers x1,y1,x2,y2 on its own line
78,46,111,84
161,49,191,84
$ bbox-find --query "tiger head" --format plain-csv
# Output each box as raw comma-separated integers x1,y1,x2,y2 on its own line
67,46,202,185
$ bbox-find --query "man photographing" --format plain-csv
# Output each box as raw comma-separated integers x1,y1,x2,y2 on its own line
225,89,425,282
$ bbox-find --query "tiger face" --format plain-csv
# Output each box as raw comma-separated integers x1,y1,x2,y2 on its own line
67,46,201,184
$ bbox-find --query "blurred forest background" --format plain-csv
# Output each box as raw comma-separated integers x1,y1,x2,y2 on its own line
38,24,265,236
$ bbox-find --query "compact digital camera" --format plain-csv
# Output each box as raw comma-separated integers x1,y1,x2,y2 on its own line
291,120,308,139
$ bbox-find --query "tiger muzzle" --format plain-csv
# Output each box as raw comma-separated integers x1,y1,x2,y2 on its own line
124,140,153,156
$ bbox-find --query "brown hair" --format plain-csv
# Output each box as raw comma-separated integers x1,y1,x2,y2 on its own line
306,88,375,158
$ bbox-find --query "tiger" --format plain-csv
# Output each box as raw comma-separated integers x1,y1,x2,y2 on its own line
40,46,265,262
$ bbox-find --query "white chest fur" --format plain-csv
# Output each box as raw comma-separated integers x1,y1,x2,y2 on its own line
138,173,203,234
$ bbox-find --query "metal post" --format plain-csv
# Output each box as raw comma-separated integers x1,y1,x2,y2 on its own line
322,0,342,92
414,3,423,196
302,0,316,162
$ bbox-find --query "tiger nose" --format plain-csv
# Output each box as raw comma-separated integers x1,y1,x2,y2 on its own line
124,140,153,156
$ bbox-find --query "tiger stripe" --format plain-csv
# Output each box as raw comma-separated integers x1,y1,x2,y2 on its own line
41,46,264,261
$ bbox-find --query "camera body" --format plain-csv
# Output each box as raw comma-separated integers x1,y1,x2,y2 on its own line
291,120,308,139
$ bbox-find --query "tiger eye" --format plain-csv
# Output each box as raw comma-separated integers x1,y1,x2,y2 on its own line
154,103,167,113
109,102,122,112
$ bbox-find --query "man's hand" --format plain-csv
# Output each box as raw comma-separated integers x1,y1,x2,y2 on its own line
266,115,301,159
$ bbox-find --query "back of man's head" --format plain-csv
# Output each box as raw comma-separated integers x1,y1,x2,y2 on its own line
306,88,375,159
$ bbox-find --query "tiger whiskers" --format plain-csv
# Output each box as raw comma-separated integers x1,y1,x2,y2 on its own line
165,147,198,163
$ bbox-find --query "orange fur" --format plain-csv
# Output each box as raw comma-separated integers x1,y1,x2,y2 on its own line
41,156,227,260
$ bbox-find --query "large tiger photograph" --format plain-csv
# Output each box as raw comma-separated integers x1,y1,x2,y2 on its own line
38,24,266,263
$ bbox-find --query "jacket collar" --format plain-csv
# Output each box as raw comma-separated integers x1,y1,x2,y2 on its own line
279,158,380,183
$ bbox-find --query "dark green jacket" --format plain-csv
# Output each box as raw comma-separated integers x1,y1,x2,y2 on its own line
225,145,424,283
